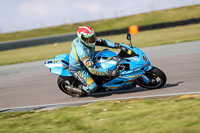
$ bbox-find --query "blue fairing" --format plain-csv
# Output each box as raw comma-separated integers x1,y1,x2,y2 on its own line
44,54,72,76
45,43,153,90
94,44,152,89
120,44,150,71
94,49,118,71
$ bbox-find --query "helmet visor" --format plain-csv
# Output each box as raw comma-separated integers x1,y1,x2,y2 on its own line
81,34,96,44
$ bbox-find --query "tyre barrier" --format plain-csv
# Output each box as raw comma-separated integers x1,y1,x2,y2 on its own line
0,18,199,51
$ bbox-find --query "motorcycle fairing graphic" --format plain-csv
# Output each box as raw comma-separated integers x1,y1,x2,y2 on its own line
45,33,166,96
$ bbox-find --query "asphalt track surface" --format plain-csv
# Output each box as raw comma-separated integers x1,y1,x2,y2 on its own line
0,41,200,111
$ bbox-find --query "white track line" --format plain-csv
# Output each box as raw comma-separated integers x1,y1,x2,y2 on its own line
1,91,200,112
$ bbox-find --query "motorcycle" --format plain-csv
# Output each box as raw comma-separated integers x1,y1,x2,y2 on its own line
44,33,167,97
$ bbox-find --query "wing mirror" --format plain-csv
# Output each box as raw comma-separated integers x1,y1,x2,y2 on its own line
127,32,132,40
127,32,133,48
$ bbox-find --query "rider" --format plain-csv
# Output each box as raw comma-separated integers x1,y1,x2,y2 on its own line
69,26,121,95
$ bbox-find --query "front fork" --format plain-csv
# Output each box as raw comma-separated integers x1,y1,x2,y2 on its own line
141,74,151,83
141,65,153,83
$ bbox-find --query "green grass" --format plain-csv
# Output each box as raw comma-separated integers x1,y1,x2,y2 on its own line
0,95,200,133
0,23,200,66
0,4,200,42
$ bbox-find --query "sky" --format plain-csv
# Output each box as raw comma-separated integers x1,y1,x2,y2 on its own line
0,0,200,33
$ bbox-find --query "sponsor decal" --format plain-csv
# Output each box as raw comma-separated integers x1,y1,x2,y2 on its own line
128,50,132,55
129,74,142,78
86,61,91,67
107,86,120,90
88,68,105,76
107,57,111,60
82,56,89,61
50,60,62,63
143,56,147,63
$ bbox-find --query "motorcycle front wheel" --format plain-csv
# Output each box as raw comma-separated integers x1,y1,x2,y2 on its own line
136,66,167,89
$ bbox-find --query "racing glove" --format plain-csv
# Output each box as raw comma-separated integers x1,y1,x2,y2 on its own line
98,39,121,49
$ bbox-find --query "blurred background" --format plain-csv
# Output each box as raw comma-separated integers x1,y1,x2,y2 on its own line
1,0,200,33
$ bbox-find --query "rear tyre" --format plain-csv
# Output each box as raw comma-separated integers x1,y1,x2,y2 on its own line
136,67,167,89
57,76,86,97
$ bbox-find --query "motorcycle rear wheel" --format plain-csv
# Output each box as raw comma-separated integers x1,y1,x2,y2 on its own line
57,76,86,97
136,67,167,89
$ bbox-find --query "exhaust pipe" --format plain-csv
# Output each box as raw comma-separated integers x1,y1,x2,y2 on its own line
65,86,83,94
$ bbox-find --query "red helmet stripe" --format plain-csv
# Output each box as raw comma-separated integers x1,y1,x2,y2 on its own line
78,26,94,35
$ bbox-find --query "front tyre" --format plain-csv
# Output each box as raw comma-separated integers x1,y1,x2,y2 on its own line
136,67,167,89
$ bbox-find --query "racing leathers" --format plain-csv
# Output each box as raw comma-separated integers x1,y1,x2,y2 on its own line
69,38,120,93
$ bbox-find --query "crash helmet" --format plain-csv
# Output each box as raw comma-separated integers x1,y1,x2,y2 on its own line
77,26,96,47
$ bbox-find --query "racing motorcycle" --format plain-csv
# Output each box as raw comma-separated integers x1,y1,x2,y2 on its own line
44,33,167,97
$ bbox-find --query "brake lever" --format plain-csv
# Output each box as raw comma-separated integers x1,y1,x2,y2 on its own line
119,64,125,76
